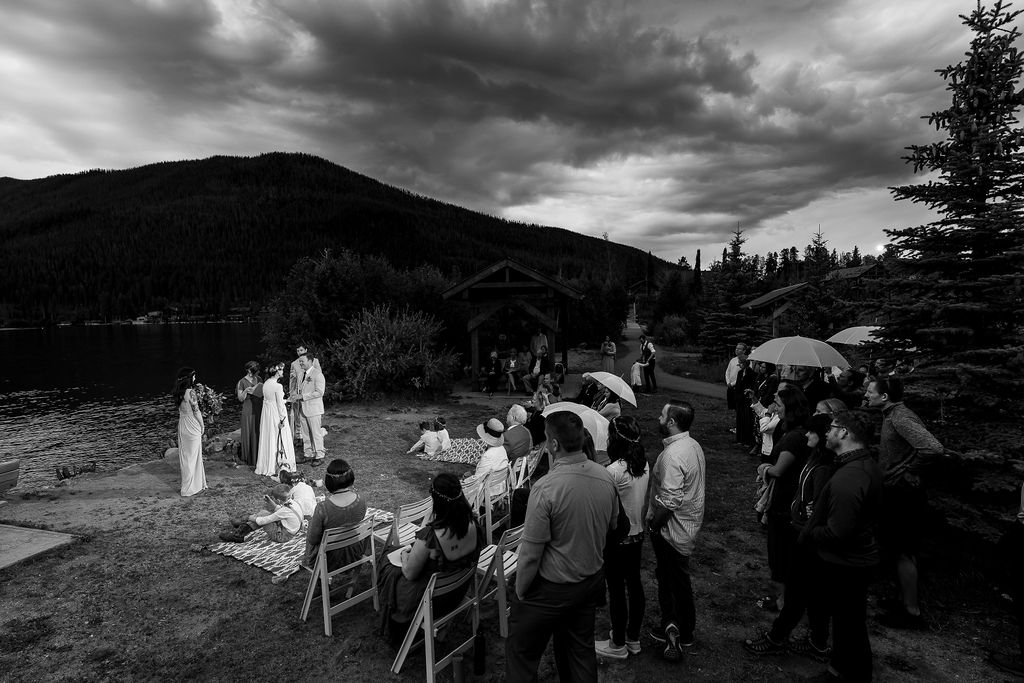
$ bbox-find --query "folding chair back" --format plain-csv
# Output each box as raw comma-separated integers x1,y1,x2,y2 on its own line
373,495,433,550
476,523,525,637
391,567,480,682
461,473,487,511
483,465,513,542
300,516,378,636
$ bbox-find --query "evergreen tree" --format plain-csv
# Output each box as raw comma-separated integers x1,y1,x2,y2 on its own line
848,245,863,267
699,230,764,358
880,0,1024,411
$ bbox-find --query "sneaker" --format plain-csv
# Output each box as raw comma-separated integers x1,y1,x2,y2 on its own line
988,651,1024,677
603,630,640,655
218,528,248,543
594,639,628,660
743,632,786,656
877,607,927,631
662,624,682,662
650,627,693,648
789,635,832,663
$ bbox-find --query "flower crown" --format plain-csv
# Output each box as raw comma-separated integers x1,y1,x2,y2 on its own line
430,485,462,502
611,417,641,443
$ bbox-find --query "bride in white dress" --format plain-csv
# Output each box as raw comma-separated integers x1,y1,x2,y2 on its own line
255,362,296,477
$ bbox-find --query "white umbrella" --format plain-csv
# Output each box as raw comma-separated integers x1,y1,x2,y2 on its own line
826,326,880,346
588,371,637,407
543,401,609,451
748,336,850,369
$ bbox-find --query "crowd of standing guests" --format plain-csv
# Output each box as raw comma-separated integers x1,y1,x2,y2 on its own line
722,340,955,682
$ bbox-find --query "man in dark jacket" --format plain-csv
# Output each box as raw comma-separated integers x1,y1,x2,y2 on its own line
800,409,883,683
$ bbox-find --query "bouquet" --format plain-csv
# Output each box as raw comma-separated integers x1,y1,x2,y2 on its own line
193,383,225,419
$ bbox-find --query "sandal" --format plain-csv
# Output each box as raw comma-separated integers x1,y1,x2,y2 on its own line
756,595,779,612
743,632,786,656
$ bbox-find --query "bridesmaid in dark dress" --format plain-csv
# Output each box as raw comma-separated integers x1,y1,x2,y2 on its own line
236,361,263,467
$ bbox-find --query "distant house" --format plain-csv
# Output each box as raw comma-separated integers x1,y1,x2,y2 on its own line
741,263,881,337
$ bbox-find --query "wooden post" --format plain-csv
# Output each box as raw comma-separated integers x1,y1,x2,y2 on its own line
470,327,480,384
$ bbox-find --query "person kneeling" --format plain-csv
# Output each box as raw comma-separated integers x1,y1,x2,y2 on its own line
220,484,304,543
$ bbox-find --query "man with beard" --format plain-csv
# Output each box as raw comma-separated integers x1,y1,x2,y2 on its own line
646,400,705,662
783,364,833,409
801,409,883,683
864,376,944,630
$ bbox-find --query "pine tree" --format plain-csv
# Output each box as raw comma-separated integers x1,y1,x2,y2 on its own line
849,245,862,267
699,230,764,358
880,0,1024,411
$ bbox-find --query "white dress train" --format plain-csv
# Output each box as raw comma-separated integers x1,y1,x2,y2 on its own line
255,376,296,476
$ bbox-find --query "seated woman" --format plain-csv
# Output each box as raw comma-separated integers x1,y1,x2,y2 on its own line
505,348,521,393
407,421,442,457
220,484,304,543
434,417,452,453
301,458,367,570
378,473,485,646
596,389,622,420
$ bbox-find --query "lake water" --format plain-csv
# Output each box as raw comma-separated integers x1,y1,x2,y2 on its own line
0,323,265,491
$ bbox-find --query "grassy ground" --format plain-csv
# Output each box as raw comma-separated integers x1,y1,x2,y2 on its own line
0,389,1013,682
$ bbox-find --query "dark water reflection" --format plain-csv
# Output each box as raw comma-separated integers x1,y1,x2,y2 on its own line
0,324,264,490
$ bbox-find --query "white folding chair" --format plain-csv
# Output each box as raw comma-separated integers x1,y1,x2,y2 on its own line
390,567,480,682
475,524,524,637
483,465,513,543
299,516,378,636
373,495,433,550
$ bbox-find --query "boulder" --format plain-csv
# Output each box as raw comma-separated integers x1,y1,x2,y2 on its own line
164,447,179,460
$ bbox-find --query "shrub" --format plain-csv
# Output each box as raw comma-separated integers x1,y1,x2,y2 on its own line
653,314,689,347
321,305,460,400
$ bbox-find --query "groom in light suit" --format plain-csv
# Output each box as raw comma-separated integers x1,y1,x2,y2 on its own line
289,344,321,444
291,350,326,467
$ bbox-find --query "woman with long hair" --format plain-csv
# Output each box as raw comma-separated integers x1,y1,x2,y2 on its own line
255,361,296,477
595,416,649,660
173,367,207,496
301,458,368,571
379,473,485,645
760,385,811,611
236,360,263,468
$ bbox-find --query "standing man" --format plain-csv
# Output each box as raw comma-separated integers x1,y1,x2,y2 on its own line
724,343,748,430
505,411,619,682
291,351,326,467
647,400,705,662
289,343,321,443
801,409,883,683
783,364,833,408
864,376,944,630
639,335,658,394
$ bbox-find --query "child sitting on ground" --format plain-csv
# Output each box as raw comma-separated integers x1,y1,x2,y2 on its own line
434,417,451,453
407,420,442,457
219,483,304,543
281,469,317,518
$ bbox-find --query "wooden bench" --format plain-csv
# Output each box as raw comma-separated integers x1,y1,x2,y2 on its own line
0,459,21,508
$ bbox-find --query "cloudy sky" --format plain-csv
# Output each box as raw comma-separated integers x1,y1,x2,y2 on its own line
0,0,986,263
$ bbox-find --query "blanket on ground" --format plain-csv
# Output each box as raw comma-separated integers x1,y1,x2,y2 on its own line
415,437,484,465
208,506,393,580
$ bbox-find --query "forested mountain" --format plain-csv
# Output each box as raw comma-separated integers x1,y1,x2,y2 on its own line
0,153,661,325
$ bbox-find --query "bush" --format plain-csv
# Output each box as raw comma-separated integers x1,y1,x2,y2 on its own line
652,314,689,347
321,305,460,400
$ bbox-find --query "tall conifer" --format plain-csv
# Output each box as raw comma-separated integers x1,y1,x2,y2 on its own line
881,0,1024,410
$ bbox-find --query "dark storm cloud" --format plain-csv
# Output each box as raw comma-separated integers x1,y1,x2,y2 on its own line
0,0,972,256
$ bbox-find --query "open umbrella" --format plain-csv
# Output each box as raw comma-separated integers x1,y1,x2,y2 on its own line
542,402,609,451
748,336,850,369
826,326,880,346
588,371,637,407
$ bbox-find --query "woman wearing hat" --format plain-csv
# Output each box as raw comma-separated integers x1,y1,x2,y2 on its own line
474,418,510,499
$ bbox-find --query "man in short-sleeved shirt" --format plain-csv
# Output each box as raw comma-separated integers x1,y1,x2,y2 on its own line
646,400,705,662
506,411,618,682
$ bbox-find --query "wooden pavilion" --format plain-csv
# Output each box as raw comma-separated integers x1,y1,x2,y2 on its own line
442,259,584,381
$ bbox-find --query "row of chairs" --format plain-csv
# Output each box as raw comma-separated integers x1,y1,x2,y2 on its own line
298,464,522,681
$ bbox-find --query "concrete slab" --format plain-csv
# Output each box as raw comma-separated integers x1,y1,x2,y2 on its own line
0,524,76,570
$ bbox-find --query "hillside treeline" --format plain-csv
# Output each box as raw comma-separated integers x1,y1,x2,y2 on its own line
0,153,660,325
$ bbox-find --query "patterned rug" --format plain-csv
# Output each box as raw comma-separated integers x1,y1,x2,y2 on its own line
208,506,393,581
415,438,485,465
